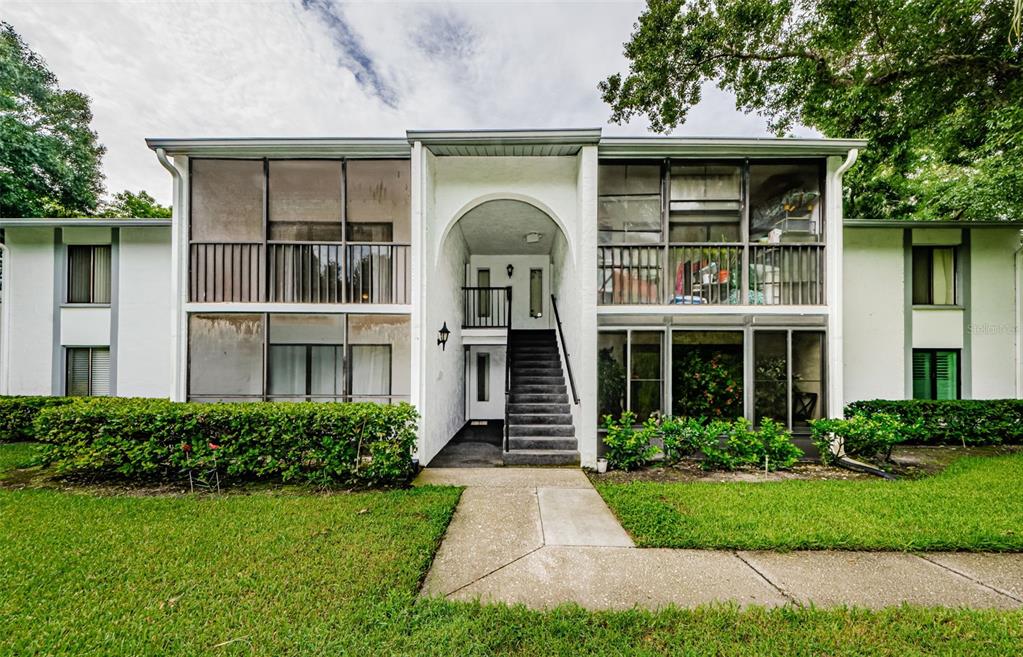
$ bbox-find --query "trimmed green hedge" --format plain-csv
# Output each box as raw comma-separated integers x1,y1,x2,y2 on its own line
845,399,1023,446
34,398,419,486
0,396,74,442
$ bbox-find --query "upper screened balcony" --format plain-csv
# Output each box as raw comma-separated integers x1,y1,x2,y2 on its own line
188,158,410,305
597,159,826,307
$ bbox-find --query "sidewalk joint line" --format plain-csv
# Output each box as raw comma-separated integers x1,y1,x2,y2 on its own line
915,554,1023,603
536,487,548,546
443,545,545,599
734,552,798,605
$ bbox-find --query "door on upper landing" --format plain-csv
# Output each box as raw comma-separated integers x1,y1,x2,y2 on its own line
468,255,550,329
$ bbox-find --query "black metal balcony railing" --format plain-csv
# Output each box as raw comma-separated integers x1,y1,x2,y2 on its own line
598,243,825,306
189,241,410,304
462,286,512,328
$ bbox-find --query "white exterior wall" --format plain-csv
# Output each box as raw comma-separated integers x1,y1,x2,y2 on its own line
969,228,1021,398
2,228,56,395
117,227,173,397
842,227,906,403
468,254,551,328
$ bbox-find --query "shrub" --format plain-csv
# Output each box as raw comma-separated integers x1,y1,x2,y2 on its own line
34,398,419,487
811,412,912,464
0,396,74,442
845,399,1023,446
660,416,727,463
601,411,659,471
655,416,802,471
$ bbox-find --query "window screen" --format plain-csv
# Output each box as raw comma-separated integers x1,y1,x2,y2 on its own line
597,163,662,244
67,245,111,304
268,160,343,241
190,159,264,242
66,347,110,396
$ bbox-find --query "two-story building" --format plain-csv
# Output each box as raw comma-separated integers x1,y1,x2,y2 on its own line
1,129,1020,468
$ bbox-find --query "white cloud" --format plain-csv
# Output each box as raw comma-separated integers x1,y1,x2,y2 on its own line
4,0,798,206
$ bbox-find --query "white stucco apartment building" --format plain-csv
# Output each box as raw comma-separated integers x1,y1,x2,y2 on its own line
1,130,1020,467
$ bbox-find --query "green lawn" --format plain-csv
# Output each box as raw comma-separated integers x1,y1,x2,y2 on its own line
2,444,1021,656
0,441,38,475
595,454,1023,551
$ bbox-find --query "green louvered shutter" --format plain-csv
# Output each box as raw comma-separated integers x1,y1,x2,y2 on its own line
935,350,959,400
912,351,933,400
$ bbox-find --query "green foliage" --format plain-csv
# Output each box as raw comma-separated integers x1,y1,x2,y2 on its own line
601,411,659,471
98,190,171,218
0,396,74,442
845,399,1023,446
672,351,742,419
0,22,105,217
811,412,912,465
659,415,728,463
601,1,1023,221
33,398,419,487
606,414,802,471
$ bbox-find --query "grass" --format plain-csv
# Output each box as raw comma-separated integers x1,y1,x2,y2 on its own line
595,454,1023,551
2,444,1021,655
0,441,38,475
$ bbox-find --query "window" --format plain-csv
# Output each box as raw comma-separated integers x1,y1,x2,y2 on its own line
67,245,111,304
348,345,392,403
753,329,825,430
477,268,491,318
913,246,956,305
268,160,342,241
529,268,543,318
598,163,662,244
346,222,394,242
749,163,822,242
669,164,742,243
913,349,960,400
596,329,667,423
671,331,743,419
477,352,490,402
191,159,264,242
66,347,110,396
630,332,663,422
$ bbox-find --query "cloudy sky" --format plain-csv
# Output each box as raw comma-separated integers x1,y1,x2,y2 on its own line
7,0,793,205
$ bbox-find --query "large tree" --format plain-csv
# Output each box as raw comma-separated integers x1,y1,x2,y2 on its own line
1,21,105,217
99,190,171,218
601,0,1023,221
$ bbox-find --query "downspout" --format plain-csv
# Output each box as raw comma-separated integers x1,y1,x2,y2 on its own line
827,148,859,466
155,148,186,401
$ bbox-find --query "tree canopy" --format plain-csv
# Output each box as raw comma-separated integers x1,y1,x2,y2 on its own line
601,0,1023,221
99,190,171,218
1,21,167,218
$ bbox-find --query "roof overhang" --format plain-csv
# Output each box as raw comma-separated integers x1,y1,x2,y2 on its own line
598,136,867,158
145,137,410,158
0,218,171,228
844,219,1023,229
407,128,602,156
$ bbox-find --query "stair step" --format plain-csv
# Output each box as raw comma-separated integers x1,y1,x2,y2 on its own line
509,393,570,404
513,384,567,394
507,413,572,425
503,449,580,466
511,366,562,374
508,424,575,437
507,402,570,414
512,375,565,385
508,435,578,450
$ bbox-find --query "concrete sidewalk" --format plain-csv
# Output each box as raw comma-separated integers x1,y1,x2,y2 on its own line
415,468,1023,610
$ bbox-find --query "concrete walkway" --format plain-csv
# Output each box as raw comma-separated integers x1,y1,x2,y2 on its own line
415,468,1023,610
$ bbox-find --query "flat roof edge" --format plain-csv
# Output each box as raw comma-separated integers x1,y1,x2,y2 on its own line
0,218,172,227
145,137,411,157
599,136,866,157
406,128,603,145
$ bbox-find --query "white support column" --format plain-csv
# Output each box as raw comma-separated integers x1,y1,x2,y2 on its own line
170,155,190,402
409,140,426,458
576,145,599,468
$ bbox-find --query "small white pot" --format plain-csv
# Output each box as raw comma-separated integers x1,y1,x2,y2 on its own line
596,458,608,474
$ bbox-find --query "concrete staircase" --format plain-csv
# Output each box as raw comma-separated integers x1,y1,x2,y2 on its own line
503,329,579,466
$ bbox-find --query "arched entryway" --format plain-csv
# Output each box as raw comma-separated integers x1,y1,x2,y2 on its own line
428,198,579,467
